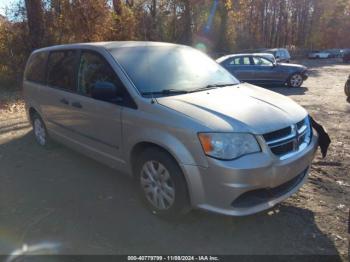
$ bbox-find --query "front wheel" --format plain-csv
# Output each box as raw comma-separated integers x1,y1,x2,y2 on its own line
288,73,304,88
135,147,190,218
345,80,350,97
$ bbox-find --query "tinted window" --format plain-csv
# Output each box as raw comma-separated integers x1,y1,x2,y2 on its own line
283,50,290,58
77,52,123,97
229,57,251,65
228,58,239,65
25,52,48,84
253,57,273,66
47,50,77,91
261,55,275,63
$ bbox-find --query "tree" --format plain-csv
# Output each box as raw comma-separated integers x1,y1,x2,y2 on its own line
113,0,123,15
24,0,44,49
0,0,350,89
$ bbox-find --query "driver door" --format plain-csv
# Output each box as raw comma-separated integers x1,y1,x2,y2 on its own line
67,50,125,163
251,56,279,85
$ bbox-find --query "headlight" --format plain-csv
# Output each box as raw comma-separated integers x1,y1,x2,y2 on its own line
198,133,261,160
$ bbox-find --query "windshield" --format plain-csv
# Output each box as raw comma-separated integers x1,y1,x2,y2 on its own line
111,45,239,95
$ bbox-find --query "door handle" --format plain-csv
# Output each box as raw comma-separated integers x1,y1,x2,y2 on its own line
60,98,69,105
72,101,82,109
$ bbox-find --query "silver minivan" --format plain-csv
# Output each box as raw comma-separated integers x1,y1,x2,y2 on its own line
23,42,318,217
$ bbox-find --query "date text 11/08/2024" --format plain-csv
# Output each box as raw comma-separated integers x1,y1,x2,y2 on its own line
127,256,220,261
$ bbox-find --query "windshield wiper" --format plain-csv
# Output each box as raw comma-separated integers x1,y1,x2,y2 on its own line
189,83,239,93
141,83,239,96
141,89,189,96
207,83,240,88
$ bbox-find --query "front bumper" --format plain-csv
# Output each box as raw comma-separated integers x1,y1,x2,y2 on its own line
182,133,318,216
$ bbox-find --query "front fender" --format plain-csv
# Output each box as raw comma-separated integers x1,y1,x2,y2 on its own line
123,127,208,206
124,127,207,168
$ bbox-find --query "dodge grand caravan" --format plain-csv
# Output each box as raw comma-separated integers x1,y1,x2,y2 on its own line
23,42,318,217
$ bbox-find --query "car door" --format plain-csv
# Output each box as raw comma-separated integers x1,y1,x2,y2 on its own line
40,50,80,138
225,56,256,82
65,50,127,163
251,56,280,85
23,51,50,118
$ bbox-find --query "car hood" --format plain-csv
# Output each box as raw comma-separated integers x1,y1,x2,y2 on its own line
156,83,307,134
277,63,306,71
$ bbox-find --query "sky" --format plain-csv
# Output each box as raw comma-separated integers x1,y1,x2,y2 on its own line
0,0,17,16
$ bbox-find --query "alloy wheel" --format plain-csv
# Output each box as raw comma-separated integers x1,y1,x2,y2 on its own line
290,74,303,87
34,118,46,146
140,160,175,210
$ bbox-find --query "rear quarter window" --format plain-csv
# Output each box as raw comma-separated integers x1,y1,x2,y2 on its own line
229,57,250,65
25,52,48,84
47,50,78,92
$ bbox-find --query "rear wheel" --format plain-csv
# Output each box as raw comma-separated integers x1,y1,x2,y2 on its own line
32,113,51,148
288,73,304,88
135,147,190,218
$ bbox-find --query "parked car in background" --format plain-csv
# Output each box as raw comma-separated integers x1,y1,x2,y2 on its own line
343,50,350,63
23,42,318,217
345,74,350,99
217,53,308,87
308,50,331,59
341,48,350,57
263,48,291,63
324,49,343,58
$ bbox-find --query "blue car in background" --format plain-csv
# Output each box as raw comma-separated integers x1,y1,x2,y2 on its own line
217,53,308,88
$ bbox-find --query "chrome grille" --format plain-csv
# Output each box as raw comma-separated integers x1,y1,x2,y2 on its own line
263,117,312,159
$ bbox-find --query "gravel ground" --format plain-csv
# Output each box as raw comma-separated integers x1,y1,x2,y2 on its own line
0,59,349,259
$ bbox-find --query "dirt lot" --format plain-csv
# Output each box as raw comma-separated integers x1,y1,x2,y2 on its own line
0,59,349,258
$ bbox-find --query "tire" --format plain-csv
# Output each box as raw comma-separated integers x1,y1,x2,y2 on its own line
32,113,52,148
135,147,191,218
288,73,304,88
345,80,350,97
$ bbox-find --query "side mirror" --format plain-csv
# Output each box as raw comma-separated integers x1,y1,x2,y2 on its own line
91,81,122,103
275,56,280,59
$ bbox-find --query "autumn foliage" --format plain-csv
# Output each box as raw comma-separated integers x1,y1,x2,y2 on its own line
0,0,349,88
